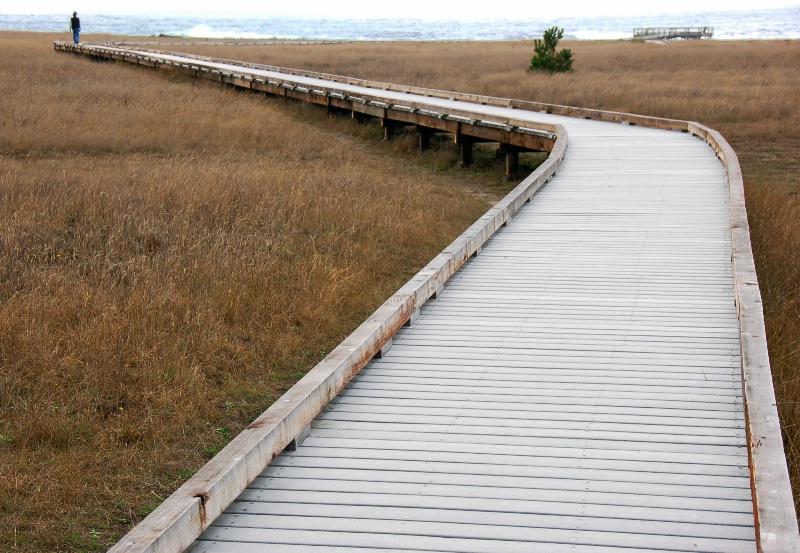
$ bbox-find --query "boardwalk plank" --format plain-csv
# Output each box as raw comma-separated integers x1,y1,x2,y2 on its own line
259,465,753,500
306,427,748,456
197,516,755,553
231,491,755,526
296,436,749,466
248,477,754,514
210,504,755,540
278,443,750,477
266,454,749,488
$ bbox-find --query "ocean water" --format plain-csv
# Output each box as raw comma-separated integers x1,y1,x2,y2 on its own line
1,6,799,41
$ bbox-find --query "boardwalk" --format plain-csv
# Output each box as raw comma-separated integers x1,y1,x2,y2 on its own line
191,116,753,553
52,44,797,552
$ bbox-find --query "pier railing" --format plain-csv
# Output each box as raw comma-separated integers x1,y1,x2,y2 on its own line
633,26,714,40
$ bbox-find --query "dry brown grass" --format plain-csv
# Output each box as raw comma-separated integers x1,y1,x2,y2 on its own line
0,32,487,551
176,38,800,515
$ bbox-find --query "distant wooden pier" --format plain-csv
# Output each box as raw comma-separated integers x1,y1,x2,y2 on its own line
634,27,714,40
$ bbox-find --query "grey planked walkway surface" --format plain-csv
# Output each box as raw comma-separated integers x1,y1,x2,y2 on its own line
184,75,755,551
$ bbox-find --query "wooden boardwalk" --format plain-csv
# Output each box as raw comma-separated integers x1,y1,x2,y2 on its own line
52,44,798,552
191,116,753,553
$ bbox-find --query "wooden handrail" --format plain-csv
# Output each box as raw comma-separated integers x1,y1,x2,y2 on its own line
689,122,799,553
633,27,714,40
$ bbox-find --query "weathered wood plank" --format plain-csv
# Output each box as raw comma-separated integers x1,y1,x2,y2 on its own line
289,435,750,466
210,504,755,540
187,532,694,553
305,420,747,449
318,403,745,428
231,490,755,525
248,476,754,514
334,389,744,414
325,398,746,424
259,465,753,500
274,444,751,478
197,516,755,553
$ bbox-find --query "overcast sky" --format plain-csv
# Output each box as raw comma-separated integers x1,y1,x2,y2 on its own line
8,0,798,18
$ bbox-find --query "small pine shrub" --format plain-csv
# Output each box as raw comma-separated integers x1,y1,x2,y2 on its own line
528,27,574,73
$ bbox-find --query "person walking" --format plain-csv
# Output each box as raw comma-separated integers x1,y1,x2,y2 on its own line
70,12,80,44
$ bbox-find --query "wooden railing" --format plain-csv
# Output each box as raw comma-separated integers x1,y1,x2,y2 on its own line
690,122,798,553
54,42,799,553
633,27,714,40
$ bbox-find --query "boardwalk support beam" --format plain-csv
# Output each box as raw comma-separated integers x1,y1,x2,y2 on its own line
283,424,311,451
416,125,433,151
499,143,521,179
459,141,473,167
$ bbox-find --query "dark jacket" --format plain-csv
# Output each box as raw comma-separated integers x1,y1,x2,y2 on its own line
70,16,80,30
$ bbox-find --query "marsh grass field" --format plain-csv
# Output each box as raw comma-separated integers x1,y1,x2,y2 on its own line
1,32,799,550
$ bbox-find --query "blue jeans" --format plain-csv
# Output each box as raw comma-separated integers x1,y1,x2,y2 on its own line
73,29,80,43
